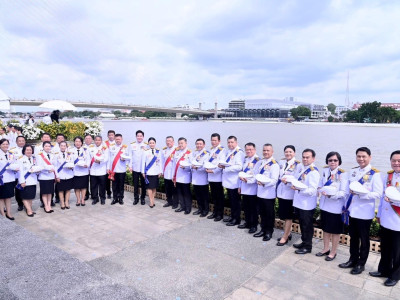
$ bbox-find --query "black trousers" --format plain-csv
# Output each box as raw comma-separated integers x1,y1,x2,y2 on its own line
227,188,240,221
209,181,224,217
85,176,91,198
14,179,23,207
242,195,258,228
258,197,275,233
176,182,192,212
106,177,112,196
379,226,400,280
90,175,107,202
164,178,176,206
349,216,372,266
133,171,146,201
112,172,126,200
193,184,209,214
298,208,315,250
55,182,60,200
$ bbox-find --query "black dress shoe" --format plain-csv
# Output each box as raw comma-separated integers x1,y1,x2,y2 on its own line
237,223,248,229
172,205,178,209
5,214,15,220
200,213,207,217
101,200,105,205
316,250,330,257
263,233,272,241
141,199,145,205
163,203,172,207
18,205,24,211
293,242,305,249
55,198,60,204
214,216,223,222
248,227,257,234
207,213,216,219
276,240,289,246
184,211,191,215
253,231,265,238
107,194,112,199
111,199,118,205
223,217,232,223
227,219,239,226
277,234,292,242
384,278,398,287
338,260,356,269
81,203,86,207
51,201,55,207
175,208,184,212
133,199,139,205
119,199,124,205
193,210,201,215
369,271,386,278
325,254,336,261
84,195,89,201
76,203,81,206
40,202,44,208
295,248,311,255
92,200,97,205
350,265,365,275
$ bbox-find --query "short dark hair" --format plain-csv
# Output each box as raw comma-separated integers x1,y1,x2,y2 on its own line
148,137,156,143
166,136,174,140
303,148,316,158
41,132,51,139
84,134,92,138
263,143,273,148
390,150,400,159
136,130,144,136
284,145,295,152
22,145,34,155
326,151,342,165
115,133,122,138
74,136,83,144
356,147,371,156
227,136,237,141
16,135,26,142
211,133,221,141
56,133,65,139
107,130,116,135
42,141,52,147
0,138,9,146
196,138,205,144
245,142,256,148
15,126,22,132
7,124,13,128
59,141,68,147
178,137,187,142
94,135,103,140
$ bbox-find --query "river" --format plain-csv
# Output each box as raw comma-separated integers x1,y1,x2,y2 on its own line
102,120,397,174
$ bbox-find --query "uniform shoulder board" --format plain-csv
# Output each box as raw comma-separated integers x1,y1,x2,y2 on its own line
102,146,107,150
372,167,380,173
53,152,59,155
352,166,358,169
188,150,192,153
122,144,128,148
163,146,167,150
131,141,136,144
156,148,160,151
144,148,149,151
338,168,345,173
255,157,260,161
175,147,180,150
9,147,16,151
38,151,43,155
203,150,208,154
218,146,224,150
310,166,317,171
295,160,301,164
272,159,277,164
388,170,395,174
89,144,94,147
144,142,148,144
323,165,329,168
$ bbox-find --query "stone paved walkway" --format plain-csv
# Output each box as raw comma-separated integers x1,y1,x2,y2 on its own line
1,189,398,299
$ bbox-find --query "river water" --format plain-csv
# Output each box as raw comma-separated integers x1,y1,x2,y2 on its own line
102,120,397,174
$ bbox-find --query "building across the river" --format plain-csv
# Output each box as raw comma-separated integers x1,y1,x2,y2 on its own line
222,98,326,119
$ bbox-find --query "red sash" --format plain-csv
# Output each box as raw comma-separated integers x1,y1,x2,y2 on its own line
108,145,126,181
90,150,102,168
163,148,177,174
105,140,110,148
173,150,190,183
386,172,400,217
40,152,52,166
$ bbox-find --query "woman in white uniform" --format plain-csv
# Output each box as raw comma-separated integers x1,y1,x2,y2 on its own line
37,141,57,213
71,137,90,206
55,141,74,209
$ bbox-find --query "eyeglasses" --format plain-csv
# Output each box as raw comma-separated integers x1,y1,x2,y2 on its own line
328,159,339,162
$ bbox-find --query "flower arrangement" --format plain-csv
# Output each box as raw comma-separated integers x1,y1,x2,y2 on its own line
22,125,44,141
84,121,103,137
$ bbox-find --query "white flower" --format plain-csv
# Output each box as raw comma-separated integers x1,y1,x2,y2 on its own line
22,124,44,140
84,121,103,137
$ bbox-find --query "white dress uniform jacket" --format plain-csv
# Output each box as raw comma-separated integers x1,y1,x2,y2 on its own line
222,147,245,189
54,151,74,180
37,151,57,180
319,166,349,214
348,164,383,220
89,145,109,176
239,155,259,195
207,145,226,183
255,157,280,199
191,149,210,186
161,146,176,180
18,155,41,185
141,148,162,176
71,147,91,176
276,158,301,200
172,148,192,184
293,163,320,210
0,150,18,184
108,144,129,173
378,171,400,231
129,141,148,172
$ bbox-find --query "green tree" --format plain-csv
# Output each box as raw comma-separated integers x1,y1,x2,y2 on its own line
344,110,362,122
377,106,397,123
328,115,334,122
290,106,311,120
327,103,336,114
357,101,381,123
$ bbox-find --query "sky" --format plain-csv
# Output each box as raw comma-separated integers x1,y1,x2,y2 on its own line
0,0,399,110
